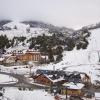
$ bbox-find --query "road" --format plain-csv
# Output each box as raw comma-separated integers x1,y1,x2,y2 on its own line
0,72,46,89
0,71,100,93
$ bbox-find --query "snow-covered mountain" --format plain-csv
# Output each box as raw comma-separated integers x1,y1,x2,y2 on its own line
0,21,74,39
38,28,100,85
22,21,74,34
0,20,100,85
0,21,77,53
0,21,51,39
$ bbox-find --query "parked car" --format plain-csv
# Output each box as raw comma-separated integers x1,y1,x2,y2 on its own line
70,96,83,100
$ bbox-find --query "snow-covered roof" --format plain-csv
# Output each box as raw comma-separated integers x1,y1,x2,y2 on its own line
3,54,12,57
0,57,4,61
95,93,100,98
26,51,41,54
52,77,64,83
43,74,65,83
41,55,48,59
63,82,84,90
35,72,65,84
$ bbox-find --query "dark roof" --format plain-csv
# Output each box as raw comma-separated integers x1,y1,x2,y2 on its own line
36,69,65,76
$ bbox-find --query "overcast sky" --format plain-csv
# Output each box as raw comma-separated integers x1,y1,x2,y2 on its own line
0,0,100,29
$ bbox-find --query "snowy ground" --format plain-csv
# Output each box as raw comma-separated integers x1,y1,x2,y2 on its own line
0,74,18,84
95,93,100,100
0,65,30,75
29,28,100,85
3,87,54,100
1,87,100,100
0,22,100,100
0,25,100,86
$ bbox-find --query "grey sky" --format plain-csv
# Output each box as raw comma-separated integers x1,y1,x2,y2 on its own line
0,0,100,28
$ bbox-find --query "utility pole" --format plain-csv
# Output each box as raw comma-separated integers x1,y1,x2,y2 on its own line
66,87,67,99
65,86,69,99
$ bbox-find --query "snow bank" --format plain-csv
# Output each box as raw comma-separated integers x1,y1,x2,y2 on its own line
4,88,54,100
0,74,18,84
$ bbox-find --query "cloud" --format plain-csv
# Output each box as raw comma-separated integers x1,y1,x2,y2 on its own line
0,0,100,28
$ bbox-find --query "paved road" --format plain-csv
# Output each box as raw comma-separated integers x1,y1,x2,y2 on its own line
0,72,30,87
1,71,100,92
0,72,48,89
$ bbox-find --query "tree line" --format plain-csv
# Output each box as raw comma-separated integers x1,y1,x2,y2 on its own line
0,29,91,63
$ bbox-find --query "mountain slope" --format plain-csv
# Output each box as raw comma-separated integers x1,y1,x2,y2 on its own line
22,21,74,34
37,28,100,85
0,20,100,84
0,21,53,40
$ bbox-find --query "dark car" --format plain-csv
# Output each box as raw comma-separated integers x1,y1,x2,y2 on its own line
70,96,83,100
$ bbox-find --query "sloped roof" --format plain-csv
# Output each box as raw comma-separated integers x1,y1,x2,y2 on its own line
34,73,65,83
63,82,84,90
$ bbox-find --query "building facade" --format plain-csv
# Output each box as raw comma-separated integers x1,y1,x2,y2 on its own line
17,52,41,62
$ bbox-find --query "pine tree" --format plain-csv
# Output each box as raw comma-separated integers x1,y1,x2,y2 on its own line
56,46,63,61
48,46,54,62
0,35,10,49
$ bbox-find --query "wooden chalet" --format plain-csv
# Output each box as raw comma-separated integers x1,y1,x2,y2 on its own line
3,56,16,64
16,51,41,62
33,73,66,86
61,82,85,97
80,73,91,84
